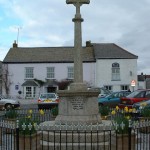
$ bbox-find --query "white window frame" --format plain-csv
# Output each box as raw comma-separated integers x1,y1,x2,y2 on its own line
112,63,120,81
121,85,129,91
68,66,74,79
25,67,34,79
104,85,112,91
25,86,36,98
47,67,55,79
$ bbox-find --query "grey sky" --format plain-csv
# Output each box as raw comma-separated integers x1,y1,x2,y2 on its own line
0,0,150,74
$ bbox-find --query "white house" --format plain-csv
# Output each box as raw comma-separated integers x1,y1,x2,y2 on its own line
2,41,138,99
137,73,150,89
93,43,138,92
0,61,2,94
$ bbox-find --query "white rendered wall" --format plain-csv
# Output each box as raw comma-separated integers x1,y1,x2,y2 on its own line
95,59,138,91
6,62,95,98
138,81,146,89
4,59,137,97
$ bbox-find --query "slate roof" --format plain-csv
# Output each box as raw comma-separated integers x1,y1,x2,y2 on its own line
93,43,138,59
3,43,138,63
44,80,58,87
22,80,39,86
138,75,150,81
138,75,146,81
3,46,95,63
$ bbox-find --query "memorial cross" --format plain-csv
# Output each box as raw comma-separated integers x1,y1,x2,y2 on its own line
66,0,90,86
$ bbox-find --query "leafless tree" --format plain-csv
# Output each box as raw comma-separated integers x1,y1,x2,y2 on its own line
2,64,12,96
57,79,73,90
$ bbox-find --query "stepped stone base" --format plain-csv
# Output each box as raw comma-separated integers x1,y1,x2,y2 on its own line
41,142,110,150
40,121,111,150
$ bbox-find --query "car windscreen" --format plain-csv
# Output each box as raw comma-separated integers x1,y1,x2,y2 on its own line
40,94,47,98
101,88,111,94
40,93,56,99
126,91,145,98
47,94,56,98
105,94,112,98
105,92,117,98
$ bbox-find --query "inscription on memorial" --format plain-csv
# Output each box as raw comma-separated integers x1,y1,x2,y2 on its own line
71,97,84,110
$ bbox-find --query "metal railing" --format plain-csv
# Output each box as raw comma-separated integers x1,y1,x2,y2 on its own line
0,119,150,149
0,108,150,150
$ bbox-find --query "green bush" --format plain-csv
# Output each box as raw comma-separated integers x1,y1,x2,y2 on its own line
51,107,58,116
141,107,150,117
5,109,18,119
99,106,110,116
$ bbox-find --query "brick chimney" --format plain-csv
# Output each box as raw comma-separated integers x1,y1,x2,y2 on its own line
13,40,18,48
86,40,91,47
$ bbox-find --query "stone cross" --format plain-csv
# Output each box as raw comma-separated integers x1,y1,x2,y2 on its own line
66,0,90,90
66,0,90,4
55,0,101,125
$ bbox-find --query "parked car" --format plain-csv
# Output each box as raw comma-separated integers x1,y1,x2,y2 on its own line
88,87,112,98
132,100,150,118
98,91,131,107
119,89,150,108
37,93,59,109
132,99,150,110
98,87,112,98
0,95,20,110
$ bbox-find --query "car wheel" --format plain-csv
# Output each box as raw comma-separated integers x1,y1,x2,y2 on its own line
5,104,12,110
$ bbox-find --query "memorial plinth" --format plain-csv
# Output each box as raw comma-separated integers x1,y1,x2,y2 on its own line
55,89,101,125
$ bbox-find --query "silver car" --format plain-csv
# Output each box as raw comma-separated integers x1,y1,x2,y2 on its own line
38,93,59,102
0,96,20,110
37,93,59,109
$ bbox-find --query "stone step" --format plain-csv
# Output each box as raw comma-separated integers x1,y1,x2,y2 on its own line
41,131,110,143
40,140,110,150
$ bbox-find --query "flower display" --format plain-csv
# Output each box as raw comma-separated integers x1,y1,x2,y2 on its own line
19,109,44,135
28,109,33,114
39,109,44,115
116,106,119,111
113,116,129,134
111,110,116,115
124,106,128,112
111,106,135,134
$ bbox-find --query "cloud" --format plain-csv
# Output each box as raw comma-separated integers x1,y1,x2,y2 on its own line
0,0,150,74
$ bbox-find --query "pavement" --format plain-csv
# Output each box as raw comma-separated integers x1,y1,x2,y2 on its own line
17,99,38,109
18,98,38,105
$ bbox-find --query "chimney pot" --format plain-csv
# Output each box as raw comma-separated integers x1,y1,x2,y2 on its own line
86,40,91,47
13,40,18,48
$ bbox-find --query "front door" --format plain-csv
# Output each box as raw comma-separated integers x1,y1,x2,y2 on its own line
47,87,56,93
